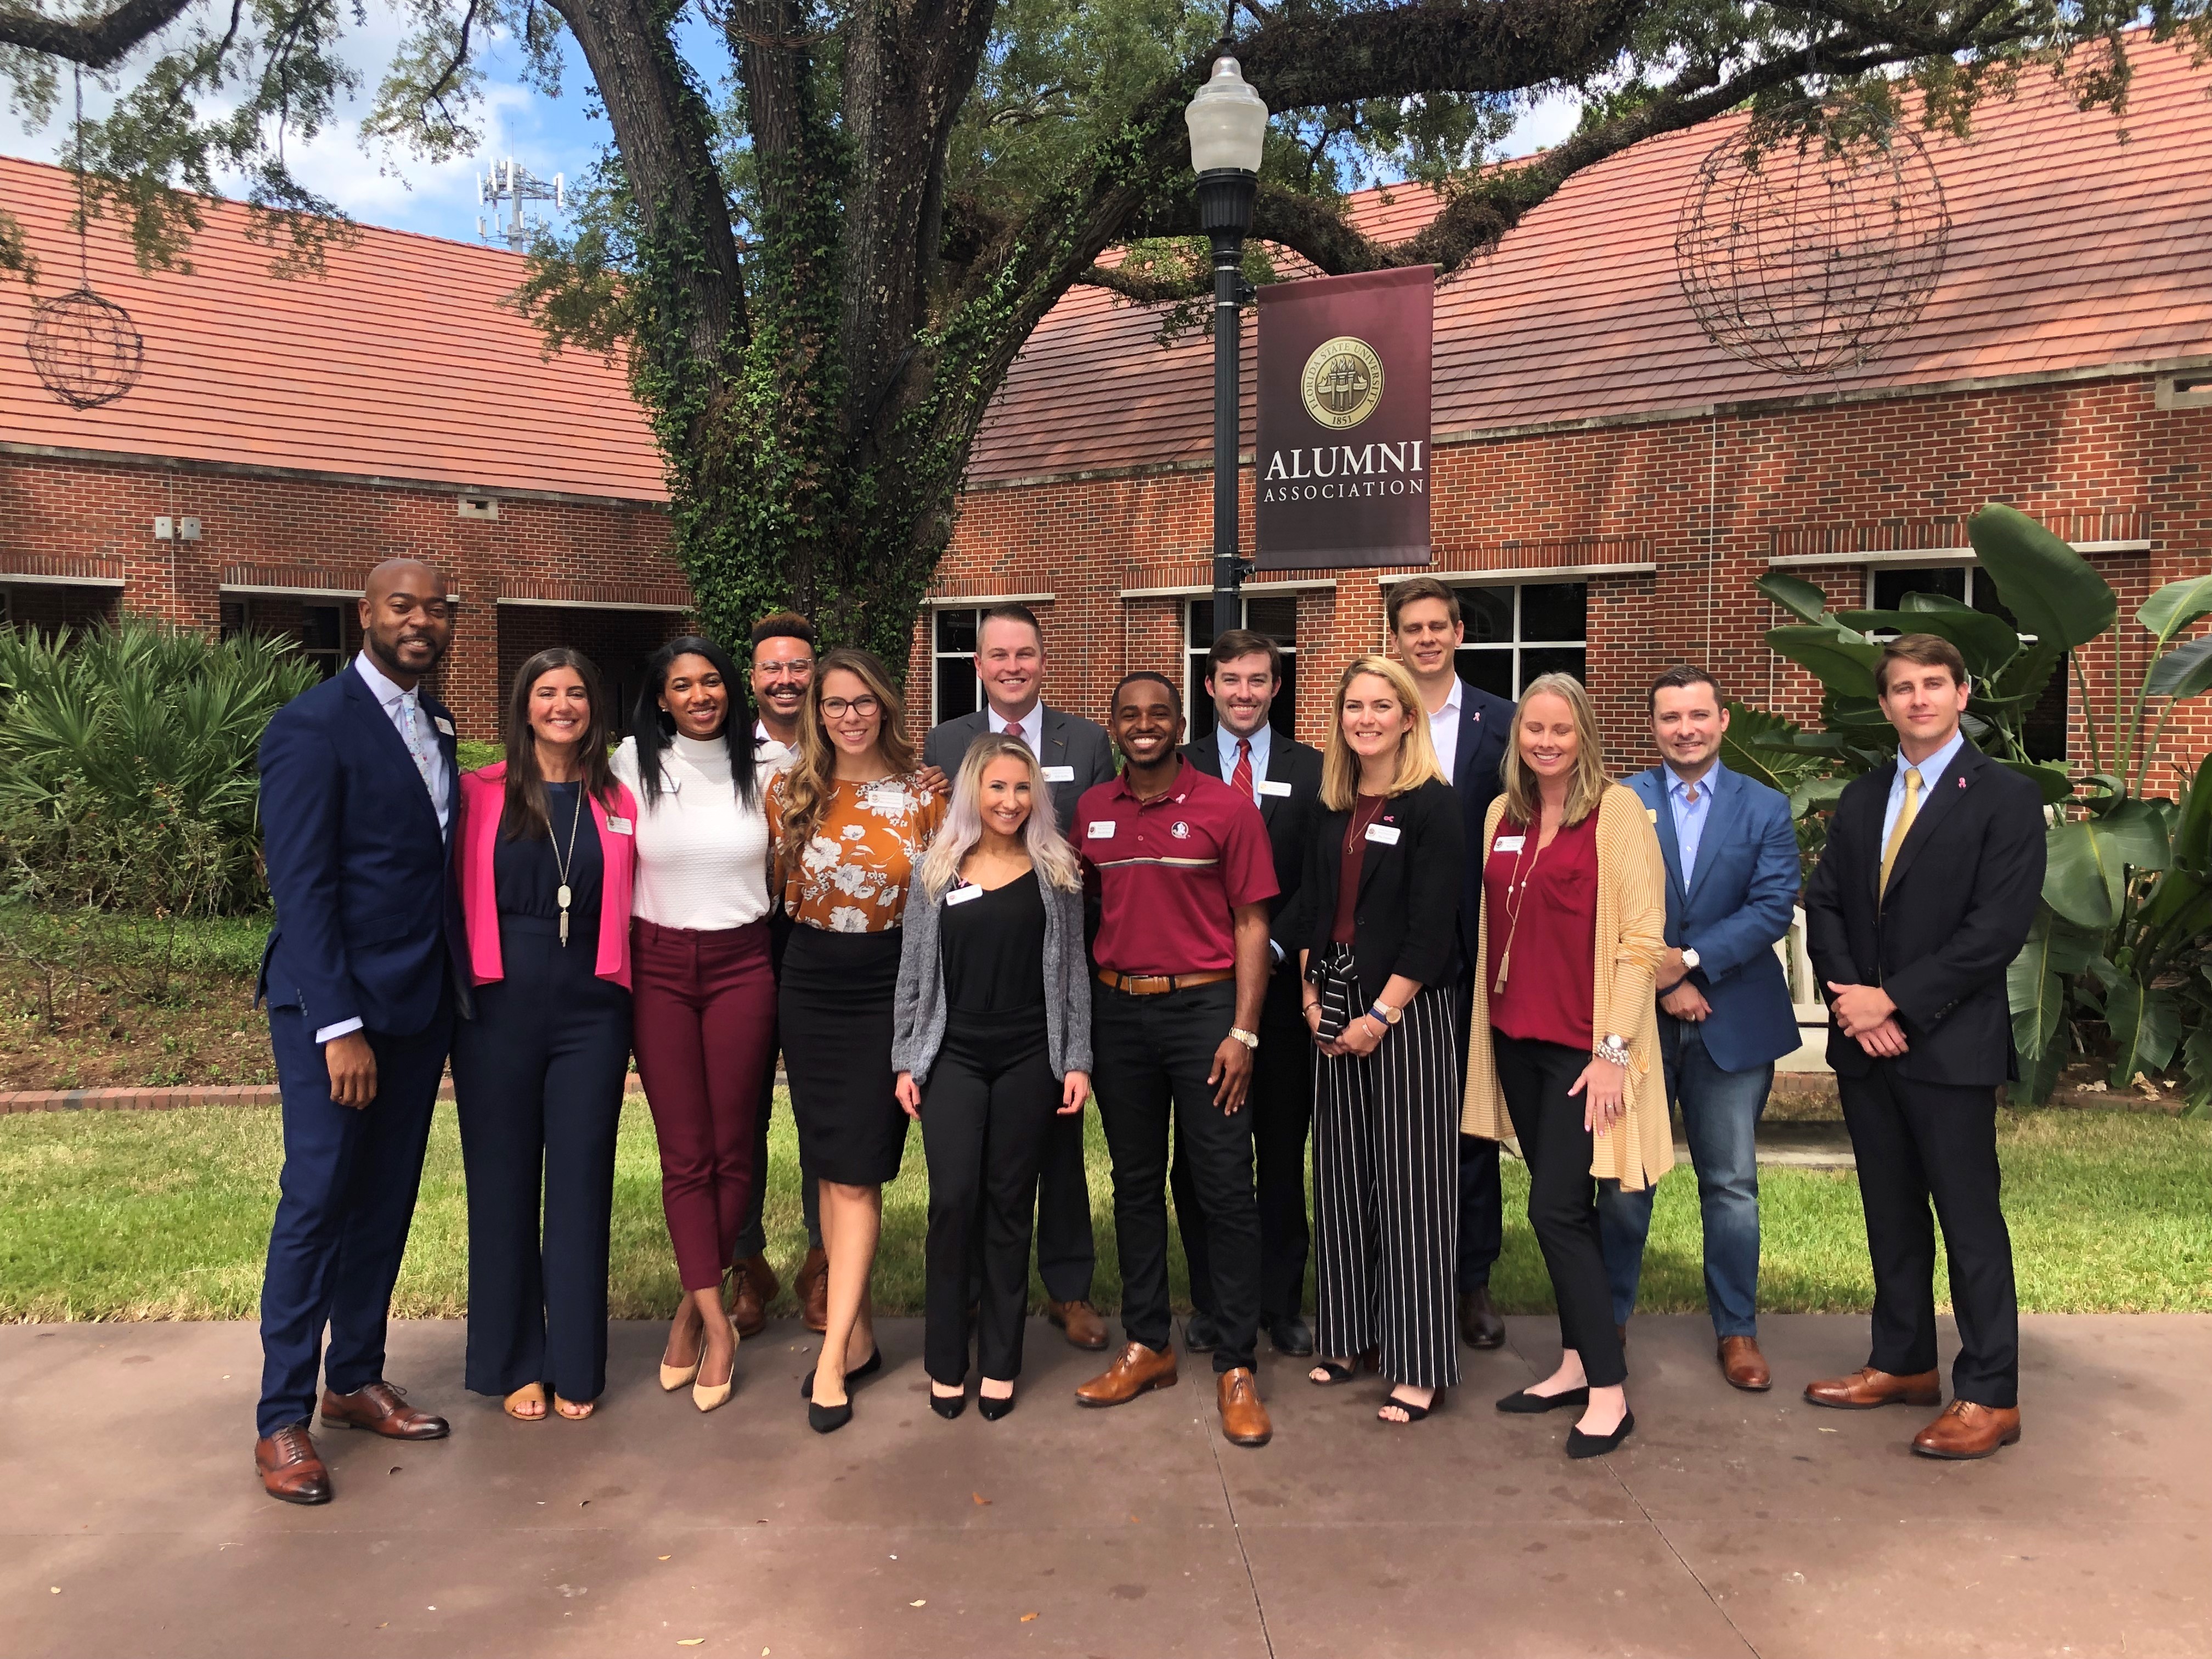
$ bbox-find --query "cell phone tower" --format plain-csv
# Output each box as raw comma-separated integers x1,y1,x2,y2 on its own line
476,158,566,251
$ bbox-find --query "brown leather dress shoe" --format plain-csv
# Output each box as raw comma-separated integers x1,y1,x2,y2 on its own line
1912,1398,2021,1459
1719,1335,1772,1391
320,1381,450,1440
795,1246,830,1334
1047,1298,1110,1351
1216,1367,1273,1448
1802,1365,1941,1410
1457,1286,1506,1350
1075,1340,1178,1407
256,1423,332,1505
730,1253,777,1340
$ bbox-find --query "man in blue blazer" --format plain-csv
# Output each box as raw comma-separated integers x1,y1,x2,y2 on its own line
252,557,465,1505
1387,577,1515,1350
1600,665,1801,1391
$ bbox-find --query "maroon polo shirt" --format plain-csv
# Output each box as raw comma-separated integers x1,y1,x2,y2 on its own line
1077,759,1278,977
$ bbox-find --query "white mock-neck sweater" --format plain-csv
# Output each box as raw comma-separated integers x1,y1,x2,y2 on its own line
610,731,776,930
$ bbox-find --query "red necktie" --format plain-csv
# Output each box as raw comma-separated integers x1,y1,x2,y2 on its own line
1231,737,1254,802
1004,721,1029,749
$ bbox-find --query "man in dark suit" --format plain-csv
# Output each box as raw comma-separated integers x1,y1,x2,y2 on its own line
1175,628,1324,1357
1603,666,1802,1390
921,602,1118,1349
1803,633,2045,1460
252,557,464,1505
1387,576,1514,1349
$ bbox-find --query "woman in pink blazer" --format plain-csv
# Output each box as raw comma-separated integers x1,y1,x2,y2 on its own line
453,648,637,1421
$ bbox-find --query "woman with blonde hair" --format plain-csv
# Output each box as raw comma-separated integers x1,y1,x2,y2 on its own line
1463,672,1667,1458
767,647,946,1432
892,734,1093,1421
1274,654,1465,1425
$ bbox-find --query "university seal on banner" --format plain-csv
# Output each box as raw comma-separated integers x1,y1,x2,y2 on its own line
1299,336,1385,430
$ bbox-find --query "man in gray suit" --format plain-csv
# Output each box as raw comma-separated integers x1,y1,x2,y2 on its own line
922,603,1118,1348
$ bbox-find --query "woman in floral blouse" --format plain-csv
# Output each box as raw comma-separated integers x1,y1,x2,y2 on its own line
766,647,945,1433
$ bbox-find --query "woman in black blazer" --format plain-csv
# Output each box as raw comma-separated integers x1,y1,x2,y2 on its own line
1277,654,1465,1425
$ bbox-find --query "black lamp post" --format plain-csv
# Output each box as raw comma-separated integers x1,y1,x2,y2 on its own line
1185,52,1269,644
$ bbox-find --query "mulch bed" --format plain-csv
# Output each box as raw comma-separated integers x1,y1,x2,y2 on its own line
0,962,272,1091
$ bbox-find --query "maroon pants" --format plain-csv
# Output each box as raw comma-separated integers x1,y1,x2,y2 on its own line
631,918,777,1291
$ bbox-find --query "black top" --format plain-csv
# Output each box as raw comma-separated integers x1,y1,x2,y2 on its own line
1275,776,1464,1001
941,867,1048,1018
495,782,604,946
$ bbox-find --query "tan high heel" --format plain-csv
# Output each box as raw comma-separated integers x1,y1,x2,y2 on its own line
504,1383,548,1420
692,1321,740,1413
659,1358,700,1391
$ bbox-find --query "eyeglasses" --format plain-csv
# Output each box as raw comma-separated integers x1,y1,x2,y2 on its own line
822,696,881,719
755,660,814,677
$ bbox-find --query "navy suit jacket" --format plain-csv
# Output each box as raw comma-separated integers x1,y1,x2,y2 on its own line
1627,763,1802,1074
1447,683,1515,977
256,663,462,1037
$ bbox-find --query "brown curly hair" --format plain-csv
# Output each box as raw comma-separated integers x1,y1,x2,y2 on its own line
773,647,917,865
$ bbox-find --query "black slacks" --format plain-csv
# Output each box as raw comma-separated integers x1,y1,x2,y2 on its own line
452,918,632,1403
1493,1030,1627,1389
922,1014,1059,1384
1454,974,1503,1294
1093,981,1261,1373
1840,1063,2019,1407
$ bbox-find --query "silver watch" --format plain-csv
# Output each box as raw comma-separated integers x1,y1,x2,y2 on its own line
1680,948,1701,972
1593,1033,1631,1067
1229,1026,1260,1050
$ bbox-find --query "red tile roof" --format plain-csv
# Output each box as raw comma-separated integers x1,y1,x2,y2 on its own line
968,33,2212,484
0,160,667,501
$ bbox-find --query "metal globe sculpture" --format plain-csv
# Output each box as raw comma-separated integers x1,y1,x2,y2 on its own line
1675,101,1949,377
25,285,145,410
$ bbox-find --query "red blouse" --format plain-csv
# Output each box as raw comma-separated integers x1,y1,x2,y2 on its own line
1483,811,1599,1048
1331,794,1391,944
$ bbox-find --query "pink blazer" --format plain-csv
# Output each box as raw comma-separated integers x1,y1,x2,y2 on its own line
456,764,638,989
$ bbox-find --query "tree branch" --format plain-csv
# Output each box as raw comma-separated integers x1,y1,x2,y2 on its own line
0,0,194,68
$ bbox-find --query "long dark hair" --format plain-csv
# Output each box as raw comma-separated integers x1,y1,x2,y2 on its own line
501,648,619,840
628,634,761,810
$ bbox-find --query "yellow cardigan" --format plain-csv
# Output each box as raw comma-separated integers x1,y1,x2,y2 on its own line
1460,782,1674,1192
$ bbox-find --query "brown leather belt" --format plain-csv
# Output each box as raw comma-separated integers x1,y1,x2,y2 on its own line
1096,967,1235,996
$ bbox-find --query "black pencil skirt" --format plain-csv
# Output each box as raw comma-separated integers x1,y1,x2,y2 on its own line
779,926,909,1187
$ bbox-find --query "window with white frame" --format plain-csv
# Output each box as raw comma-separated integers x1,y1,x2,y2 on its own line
1185,595,1298,743
1867,564,2067,762
1450,580,1587,698
933,607,982,724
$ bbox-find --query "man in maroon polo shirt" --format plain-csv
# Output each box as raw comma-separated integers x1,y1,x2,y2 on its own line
1073,672,1279,1447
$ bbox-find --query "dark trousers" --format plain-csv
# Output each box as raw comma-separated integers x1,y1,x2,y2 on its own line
1092,980,1261,1373
1842,1063,2019,1407
451,918,631,1404
1454,975,1503,1293
258,998,452,1437
735,905,820,1261
923,1016,1059,1384
1173,973,1311,1324
1493,1030,1627,1389
632,918,777,1290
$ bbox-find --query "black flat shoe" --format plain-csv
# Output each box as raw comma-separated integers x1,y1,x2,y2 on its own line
800,1347,883,1398
1566,1410,1634,1458
1265,1314,1315,1357
978,1390,1015,1423
808,1398,852,1434
1497,1385,1589,1414
929,1388,966,1420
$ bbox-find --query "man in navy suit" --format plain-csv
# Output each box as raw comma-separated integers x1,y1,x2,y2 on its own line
1386,577,1514,1350
252,557,464,1505
1599,667,1801,1390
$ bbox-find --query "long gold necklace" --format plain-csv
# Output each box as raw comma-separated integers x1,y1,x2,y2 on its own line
549,784,586,946
1491,810,1551,994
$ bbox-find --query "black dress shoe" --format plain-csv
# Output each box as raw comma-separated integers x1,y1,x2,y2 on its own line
1264,1314,1315,1357
1458,1287,1506,1350
1183,1312,1221,1353
800,1347,883,1398
1497,1385,1588,1414
929,1388,966,1420
809,1398,852,1434
1566,1410,1635,1459
978,1391,1015,1423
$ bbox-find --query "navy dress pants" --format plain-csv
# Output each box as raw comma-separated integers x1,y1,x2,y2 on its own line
258,998,453,1437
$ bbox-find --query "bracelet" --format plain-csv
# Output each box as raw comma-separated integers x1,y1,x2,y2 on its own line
1592,1035,1631,1068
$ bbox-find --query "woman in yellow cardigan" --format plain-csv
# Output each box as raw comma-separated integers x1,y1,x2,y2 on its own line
1462,673,1668,1458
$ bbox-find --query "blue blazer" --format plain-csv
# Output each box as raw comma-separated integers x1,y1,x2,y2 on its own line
1448,684,1516,977
256,663,462,1037
1626,763,1801,1073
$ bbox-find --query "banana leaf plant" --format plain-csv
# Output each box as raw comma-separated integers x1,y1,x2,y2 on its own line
1730,504,2212,1114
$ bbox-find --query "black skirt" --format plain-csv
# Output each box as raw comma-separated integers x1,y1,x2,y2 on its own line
779,926,909,1186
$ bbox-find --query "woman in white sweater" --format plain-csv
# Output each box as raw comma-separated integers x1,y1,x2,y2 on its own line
610,635,780,1412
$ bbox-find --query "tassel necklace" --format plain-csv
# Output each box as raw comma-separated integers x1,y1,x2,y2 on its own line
1492,815,1549,994
550,785,586,946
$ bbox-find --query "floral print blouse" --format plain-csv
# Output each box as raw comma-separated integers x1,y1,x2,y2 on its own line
765,770,946,933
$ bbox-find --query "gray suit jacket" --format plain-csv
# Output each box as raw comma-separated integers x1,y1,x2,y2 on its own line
891,872,1094,1084
923,703,1116,834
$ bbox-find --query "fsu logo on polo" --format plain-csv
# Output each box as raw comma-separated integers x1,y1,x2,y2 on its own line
1299,335,1385,431
1171,821,1192,839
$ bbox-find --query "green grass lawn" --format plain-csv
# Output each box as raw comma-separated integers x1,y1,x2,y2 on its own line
2,1099,2207,1322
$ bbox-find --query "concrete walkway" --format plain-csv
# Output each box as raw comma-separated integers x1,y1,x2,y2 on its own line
4,1313,2206,1658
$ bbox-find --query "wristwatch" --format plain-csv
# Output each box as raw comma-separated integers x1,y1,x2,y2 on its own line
1229,1026,1260,1050
1679,948,1701,972
1370,1000,1402,1025
1593,1032,1631,1067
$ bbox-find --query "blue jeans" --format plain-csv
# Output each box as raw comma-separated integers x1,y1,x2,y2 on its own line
1596,1017,1770,1338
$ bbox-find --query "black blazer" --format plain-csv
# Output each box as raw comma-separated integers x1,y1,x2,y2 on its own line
1803,740,2046,1087
1186,730,1325,1023
1446,684,1516,975
924,702,1117,835
1277,777,1464,1002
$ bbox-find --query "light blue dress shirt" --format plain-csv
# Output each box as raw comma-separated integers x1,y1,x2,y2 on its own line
1215,720,1273,805
1666,759,1722,888
1880,727,1966,852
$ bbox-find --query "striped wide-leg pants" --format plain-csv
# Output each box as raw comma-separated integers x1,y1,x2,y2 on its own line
1311,962,1462,1391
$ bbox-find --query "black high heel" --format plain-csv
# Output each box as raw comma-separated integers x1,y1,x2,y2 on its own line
930,1386,966,1420
1566,1410,1634,1458
978,1387,1015,1423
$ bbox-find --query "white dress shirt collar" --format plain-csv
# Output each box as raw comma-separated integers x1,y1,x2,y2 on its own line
353,647,414,709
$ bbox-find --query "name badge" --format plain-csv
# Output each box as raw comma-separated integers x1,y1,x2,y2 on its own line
661,774,680,794
433,716,455,736
1494,834,1526,853
867,787,911,813
605,815,633,836
1365,823,1402,846
1041,765,1075,783
1647,808,1659,823
1256,780,1293,797
945,884,984,906
1087,821,1117,839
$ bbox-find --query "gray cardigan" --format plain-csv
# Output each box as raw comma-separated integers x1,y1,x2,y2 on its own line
891,871,1093,1084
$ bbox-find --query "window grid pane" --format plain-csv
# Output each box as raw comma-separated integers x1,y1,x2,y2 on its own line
1188,599,1297,743
934,607,981,724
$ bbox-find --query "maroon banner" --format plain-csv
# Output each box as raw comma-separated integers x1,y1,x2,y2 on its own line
1254,266,1433,570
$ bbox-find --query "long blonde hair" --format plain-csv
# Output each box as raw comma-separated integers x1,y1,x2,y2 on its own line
917,733,1081,898
1319,654,1449,811
1498,671,1609,828
776,647,918,864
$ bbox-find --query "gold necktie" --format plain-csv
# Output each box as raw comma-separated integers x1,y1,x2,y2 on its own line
1880,766,1922,897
